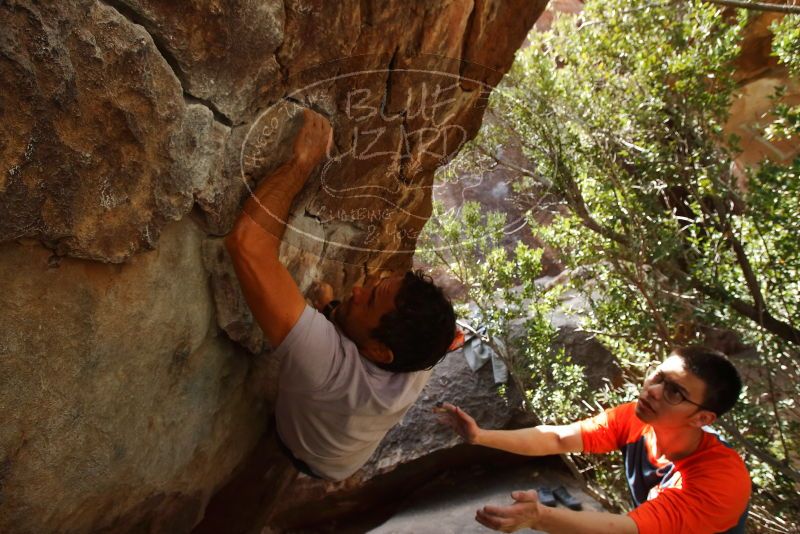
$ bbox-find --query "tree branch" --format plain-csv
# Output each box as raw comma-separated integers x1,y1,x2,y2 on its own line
682,272,800,346
711,195,769,322
474,144,546,184
613,258,673,343
554,162,631,246
549,171,800,346
718,419,800,484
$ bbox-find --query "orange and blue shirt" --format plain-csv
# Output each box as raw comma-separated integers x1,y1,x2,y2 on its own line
579,402,750,534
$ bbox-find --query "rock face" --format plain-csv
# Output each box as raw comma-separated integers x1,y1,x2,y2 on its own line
1,0,547,274
0,1,221,263
0,1,547,532
725,8,800,169
0,219,266,533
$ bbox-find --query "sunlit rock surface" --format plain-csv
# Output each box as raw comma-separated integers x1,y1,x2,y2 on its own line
726,7,800,169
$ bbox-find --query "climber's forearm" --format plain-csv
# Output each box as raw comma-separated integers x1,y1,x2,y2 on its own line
228,107,329,256
232,158,310,256
224,158,313,347
224,108,330,347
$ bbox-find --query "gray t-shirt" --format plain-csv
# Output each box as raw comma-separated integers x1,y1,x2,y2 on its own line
273,305,431,481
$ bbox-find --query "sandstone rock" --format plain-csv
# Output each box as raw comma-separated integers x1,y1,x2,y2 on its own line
0,1,549,532
113,0,285,125
734,10,786,84
175,105,231,225
534,0,586,32
724,10,800,169
0,1,226,263
0,219,266,533
461,0,549,88
2,0,548,273
368,347,524,473
202,237,268,356
725,76,800,169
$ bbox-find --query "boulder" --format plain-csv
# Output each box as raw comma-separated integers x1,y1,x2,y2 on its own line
0,219,266,533
202,237,268,356
0,1,229,263
113,0,285,124
0,0,549,531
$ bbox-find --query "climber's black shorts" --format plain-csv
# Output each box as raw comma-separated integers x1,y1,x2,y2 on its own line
275,428,323,479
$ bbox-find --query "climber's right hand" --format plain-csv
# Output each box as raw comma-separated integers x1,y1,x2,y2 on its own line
292,108,333,174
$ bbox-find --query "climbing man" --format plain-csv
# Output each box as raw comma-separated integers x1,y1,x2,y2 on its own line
225,108,456,481
437,346,750,533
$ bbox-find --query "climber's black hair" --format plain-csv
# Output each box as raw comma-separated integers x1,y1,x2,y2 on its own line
371,270,456,373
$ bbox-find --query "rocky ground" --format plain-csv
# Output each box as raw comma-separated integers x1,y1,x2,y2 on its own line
366,460,604,534
264,454,604,533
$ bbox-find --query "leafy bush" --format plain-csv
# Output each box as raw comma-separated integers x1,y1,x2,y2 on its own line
421,1,800,530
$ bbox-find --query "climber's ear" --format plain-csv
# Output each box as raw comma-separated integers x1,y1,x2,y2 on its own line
361,341,394,365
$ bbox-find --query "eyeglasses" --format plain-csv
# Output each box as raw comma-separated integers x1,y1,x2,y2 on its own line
644,366,712,411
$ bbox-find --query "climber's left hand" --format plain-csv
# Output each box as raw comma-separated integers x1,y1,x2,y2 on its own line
309,281,334,311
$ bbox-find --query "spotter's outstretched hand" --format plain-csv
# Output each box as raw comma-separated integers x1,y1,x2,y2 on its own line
475,490,541,532
434,402,481,444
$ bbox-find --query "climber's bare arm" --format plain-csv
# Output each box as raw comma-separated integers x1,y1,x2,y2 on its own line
225,109,332,346
225,191,305,348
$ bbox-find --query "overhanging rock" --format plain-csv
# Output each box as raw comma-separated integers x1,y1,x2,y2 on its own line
0,1,549,532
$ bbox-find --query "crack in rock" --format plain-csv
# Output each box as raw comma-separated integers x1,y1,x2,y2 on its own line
97,0,235,127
